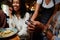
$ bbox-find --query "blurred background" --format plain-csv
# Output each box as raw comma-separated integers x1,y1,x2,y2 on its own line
0,0,60,13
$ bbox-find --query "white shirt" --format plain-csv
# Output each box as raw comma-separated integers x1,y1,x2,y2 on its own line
8,12,30,36
8,16,15,28
37,0,54,8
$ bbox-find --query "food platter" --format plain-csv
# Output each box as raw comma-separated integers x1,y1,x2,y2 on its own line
0,28,18,38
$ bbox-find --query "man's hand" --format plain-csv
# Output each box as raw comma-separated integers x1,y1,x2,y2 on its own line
27,21,43,33
27,21,35,33
27,20,50,33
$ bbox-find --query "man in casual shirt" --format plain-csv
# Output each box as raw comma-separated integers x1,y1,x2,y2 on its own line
0,10,6,28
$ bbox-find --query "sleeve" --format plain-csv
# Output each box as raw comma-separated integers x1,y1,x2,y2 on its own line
8,19,12,28
37,0,42,4
25,12,30,21
17,12,30,36
8,18,16,28
2,13,6,28
18,24,28,36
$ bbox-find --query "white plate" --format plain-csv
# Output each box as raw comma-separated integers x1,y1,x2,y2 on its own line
0,28,18,38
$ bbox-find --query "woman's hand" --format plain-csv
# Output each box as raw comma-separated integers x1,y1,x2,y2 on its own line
9,7,12,19
46,30,53,40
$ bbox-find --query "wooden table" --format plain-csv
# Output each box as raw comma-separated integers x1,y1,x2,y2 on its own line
0,34,20,40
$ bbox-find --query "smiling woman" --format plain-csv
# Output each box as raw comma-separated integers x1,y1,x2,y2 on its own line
8,0,30,40
12,0,20,12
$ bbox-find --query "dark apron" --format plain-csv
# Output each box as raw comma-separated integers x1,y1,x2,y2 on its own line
32,0,55,40
35,6,55,24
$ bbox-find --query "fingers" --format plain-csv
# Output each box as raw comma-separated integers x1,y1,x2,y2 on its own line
9,7,12,11
26,21,35,28
9,7,12,14
33,21,42,25
28,24,35,32
28,24,35,29
25,20,35,32
28,26,35,31
46,31,53,40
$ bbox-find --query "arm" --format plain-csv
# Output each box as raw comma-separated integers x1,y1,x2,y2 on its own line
0,10,6,28
8,7,16,28
8,18,16,28
46,4,59,26
18,13,30,36
18,24,28,36
44,4,59,39
30,3,45,30
31,3,40,21
2,14,6,28
56,3,60,11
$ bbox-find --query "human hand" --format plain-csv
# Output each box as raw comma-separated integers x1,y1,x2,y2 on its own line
27,21,35,33
9,7,12,14
9,7,12,18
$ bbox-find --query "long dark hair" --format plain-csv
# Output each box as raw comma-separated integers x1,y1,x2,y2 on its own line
12,0,27,18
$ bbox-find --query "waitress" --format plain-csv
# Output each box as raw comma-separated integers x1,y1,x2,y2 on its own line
27,0,58,40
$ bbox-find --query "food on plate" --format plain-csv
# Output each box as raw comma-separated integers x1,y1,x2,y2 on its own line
0,28,17,38
0,29,14,37
3,30,13,34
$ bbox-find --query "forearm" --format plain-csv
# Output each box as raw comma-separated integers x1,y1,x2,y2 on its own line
2,20,6,28
18,28,27,36
2,16,6,28
46,5,58,25
18,25,27,36
31,3,40,21
33,21,44,30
